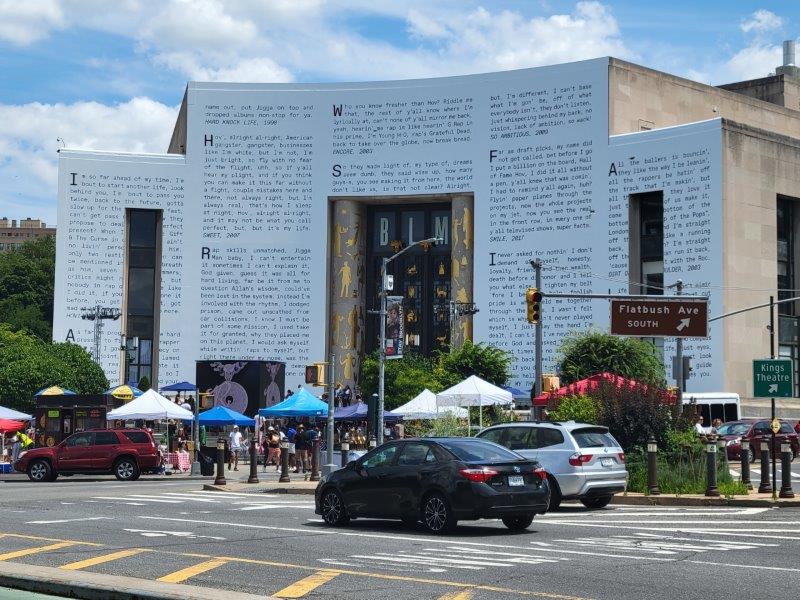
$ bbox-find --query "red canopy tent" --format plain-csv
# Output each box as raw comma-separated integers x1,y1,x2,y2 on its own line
532,372,673,406
0,420,24,432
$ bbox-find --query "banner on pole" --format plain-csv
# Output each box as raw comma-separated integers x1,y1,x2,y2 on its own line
385,296,404,359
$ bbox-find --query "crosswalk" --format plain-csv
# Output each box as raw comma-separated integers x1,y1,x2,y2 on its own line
86,490,316,511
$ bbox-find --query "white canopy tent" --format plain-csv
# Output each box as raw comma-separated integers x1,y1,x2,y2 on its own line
436,375,514,431
393,389,468,420
0,406,32,421
106,389,194,421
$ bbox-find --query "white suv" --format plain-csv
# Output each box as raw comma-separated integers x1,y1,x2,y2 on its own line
476,421,628,510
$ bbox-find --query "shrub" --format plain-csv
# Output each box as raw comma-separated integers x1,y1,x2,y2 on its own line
546,395,598,423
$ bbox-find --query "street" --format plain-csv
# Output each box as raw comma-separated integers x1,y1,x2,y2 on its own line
0,479,799,599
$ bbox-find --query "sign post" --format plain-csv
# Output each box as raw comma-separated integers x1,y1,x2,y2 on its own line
752,359,793,398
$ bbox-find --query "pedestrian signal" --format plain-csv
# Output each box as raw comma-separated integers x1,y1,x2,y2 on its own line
526,288,542,324
304,363,326,386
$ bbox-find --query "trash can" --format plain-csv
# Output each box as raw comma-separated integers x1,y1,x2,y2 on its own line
198,451,215,476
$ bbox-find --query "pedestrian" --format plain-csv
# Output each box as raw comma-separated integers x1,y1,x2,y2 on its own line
286,422,297,472
693,414,707,435
394,422,404,439
229,425,243,471
267,426,280,470
295,424,308,472
711,418,722,433
795,420,800,435
10,434,22,465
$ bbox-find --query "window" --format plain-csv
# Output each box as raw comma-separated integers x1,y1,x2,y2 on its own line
122,431,151,444
571,428,618,448
66,433,93,447
94,431,120,445
504,427,535,450
397,443,436,466
361,445,399,468
537,429,564,448
477,428,504,445
753,422,771,435
438,439,522,462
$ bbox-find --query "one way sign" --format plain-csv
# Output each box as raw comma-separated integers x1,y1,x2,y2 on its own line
753,359,793,398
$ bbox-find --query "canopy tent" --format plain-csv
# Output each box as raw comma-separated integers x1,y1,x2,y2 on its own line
333,402,403,422
104,384,144,402
0,406,32,421
160,381,196,392
436,375,513,430
392,389,468,420
198,405,255,427
259,388,328,418
106,389,194,421
34,386,76,397
531,372,670,407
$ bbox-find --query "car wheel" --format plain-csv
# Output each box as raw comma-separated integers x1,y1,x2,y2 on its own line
748,446,756,463
547,476,562,511
27,460,51,482
581,496,613,509
422,493,456,534
502,514,534,531
114,458,139,481
320,489,349,526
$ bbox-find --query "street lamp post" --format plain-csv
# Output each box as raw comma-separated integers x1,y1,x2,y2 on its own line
377,236,442,445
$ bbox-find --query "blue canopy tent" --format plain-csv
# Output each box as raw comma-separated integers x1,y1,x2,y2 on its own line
333,402,403,422
198,405,255,427
160,381,196,392
259,388,328,418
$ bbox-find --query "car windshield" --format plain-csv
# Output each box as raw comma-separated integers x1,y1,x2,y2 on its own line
716,422,750,435
438,439,523,462
571,428,619,448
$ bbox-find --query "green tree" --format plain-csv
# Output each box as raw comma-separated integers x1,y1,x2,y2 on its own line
436,341,512,388
547,395,598,423
0,325,107,413
0,235,55,341
558,330,666,385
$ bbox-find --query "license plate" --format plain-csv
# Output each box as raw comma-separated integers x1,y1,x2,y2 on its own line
508,475,524,486
601,458,613,467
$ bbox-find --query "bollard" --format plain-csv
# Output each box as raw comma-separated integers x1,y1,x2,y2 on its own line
717,437,728,478
740,438,752,490
310,438,320,481
341,442,350,468
780,442,795,498
214,438,226,486
705,438,719,497
279,440,290,483
247,438,259,484
759,441,772,493
369,437,377,449
647,437,660,496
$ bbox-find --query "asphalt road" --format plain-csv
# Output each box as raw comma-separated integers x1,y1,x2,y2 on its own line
0,478,799,599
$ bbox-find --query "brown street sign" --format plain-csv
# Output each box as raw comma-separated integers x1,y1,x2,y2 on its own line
610,298,709,338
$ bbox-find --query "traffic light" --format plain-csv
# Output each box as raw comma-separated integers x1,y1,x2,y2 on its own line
525,287,542,324
304,363,326,386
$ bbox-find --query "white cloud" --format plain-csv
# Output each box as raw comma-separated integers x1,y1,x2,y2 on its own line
741,9,783,34
0,0,64,45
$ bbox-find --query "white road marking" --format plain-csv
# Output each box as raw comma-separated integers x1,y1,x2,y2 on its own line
94,496,182,504
26,517,111,524
123,528,226,540
552,535,775,555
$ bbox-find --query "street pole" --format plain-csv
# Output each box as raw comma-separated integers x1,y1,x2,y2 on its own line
675,280,684,402
378,257,388,446
770,295,777,501
191,384,200,476
323,353,336,475
533,259,543,402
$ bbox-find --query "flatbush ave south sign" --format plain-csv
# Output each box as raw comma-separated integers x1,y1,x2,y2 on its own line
609,298,709,338
753,359,793,398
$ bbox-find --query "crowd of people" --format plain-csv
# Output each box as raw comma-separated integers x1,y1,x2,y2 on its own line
223,419,322,474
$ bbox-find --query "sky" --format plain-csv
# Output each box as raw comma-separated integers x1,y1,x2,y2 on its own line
0,0,798,226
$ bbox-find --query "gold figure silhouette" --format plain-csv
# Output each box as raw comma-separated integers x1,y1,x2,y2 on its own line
407,285,416,298
406,264,417,276
452,257,460,280
341,353,355,380
455,287,468,303
459,318,472,342
344,305,359,350
345,221,360,249
436,287,448,299
462,207,472,250
334,224,347,257
406,309,416,323
438,262,445,276
338,261,352,298
452,216,462,248
332,312,344,346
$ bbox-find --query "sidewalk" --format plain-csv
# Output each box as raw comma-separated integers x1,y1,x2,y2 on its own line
612,491,800,507
202,467,318,494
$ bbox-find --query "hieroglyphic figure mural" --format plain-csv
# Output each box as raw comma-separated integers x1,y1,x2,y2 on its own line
450,195,474,347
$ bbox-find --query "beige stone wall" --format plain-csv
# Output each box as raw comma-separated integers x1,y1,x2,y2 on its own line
610,59,800,139
722,121,800,411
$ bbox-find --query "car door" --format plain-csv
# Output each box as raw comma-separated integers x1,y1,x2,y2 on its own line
391,442,438,517
92,430,121,470
340,443,401,517
57,432,95,471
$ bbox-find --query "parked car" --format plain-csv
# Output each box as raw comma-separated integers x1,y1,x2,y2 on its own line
315,437,550,533
15,428,161,482
716,419,799,462
476,421,627,510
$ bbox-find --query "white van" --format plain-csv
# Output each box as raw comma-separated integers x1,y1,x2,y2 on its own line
682,392,740,424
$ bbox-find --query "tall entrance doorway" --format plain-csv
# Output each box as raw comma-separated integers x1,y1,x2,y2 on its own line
365,204,452,356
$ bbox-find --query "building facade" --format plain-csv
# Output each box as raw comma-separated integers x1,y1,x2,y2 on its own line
0,218,55,252
54,53,800,416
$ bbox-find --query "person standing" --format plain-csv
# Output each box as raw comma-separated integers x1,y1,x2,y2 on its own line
266,426,280,470
286,423,297,472
228,425,243,471
294,424,308,472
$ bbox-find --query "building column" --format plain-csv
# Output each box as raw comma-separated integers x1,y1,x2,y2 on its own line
450,194,474,347
329,200,366,393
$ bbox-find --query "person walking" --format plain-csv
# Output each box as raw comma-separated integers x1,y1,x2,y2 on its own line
295,424,308,472
286,423,297,472
266,426,281,470
228,425,243,471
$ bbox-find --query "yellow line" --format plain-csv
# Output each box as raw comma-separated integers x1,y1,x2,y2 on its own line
439,591,475,600
0,532,100,546
274,570,339,598
0,541,75,561
60,548,149,571
157,558,229,584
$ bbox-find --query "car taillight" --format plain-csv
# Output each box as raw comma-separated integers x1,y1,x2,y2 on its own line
533,467,547,482
568,453,592,466
459,467,499,483
618,452,626,463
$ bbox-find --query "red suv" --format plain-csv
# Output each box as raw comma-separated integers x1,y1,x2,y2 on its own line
15,429,161,482
717,419,799,462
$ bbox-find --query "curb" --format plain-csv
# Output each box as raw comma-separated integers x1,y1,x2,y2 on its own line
203,484,316,495
612,494,800,508
0,561,273,600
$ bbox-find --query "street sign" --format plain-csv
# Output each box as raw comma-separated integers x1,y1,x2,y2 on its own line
609,298,709,338
753,359,793,398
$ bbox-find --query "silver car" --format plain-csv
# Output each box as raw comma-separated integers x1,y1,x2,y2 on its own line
476,421,628,509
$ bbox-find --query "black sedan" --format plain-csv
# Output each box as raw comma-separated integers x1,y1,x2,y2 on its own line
315,437,550,533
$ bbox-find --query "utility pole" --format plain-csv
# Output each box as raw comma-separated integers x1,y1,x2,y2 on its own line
770,295,777,501
532,259,543,401
675,280,684,401
326,352,336,473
